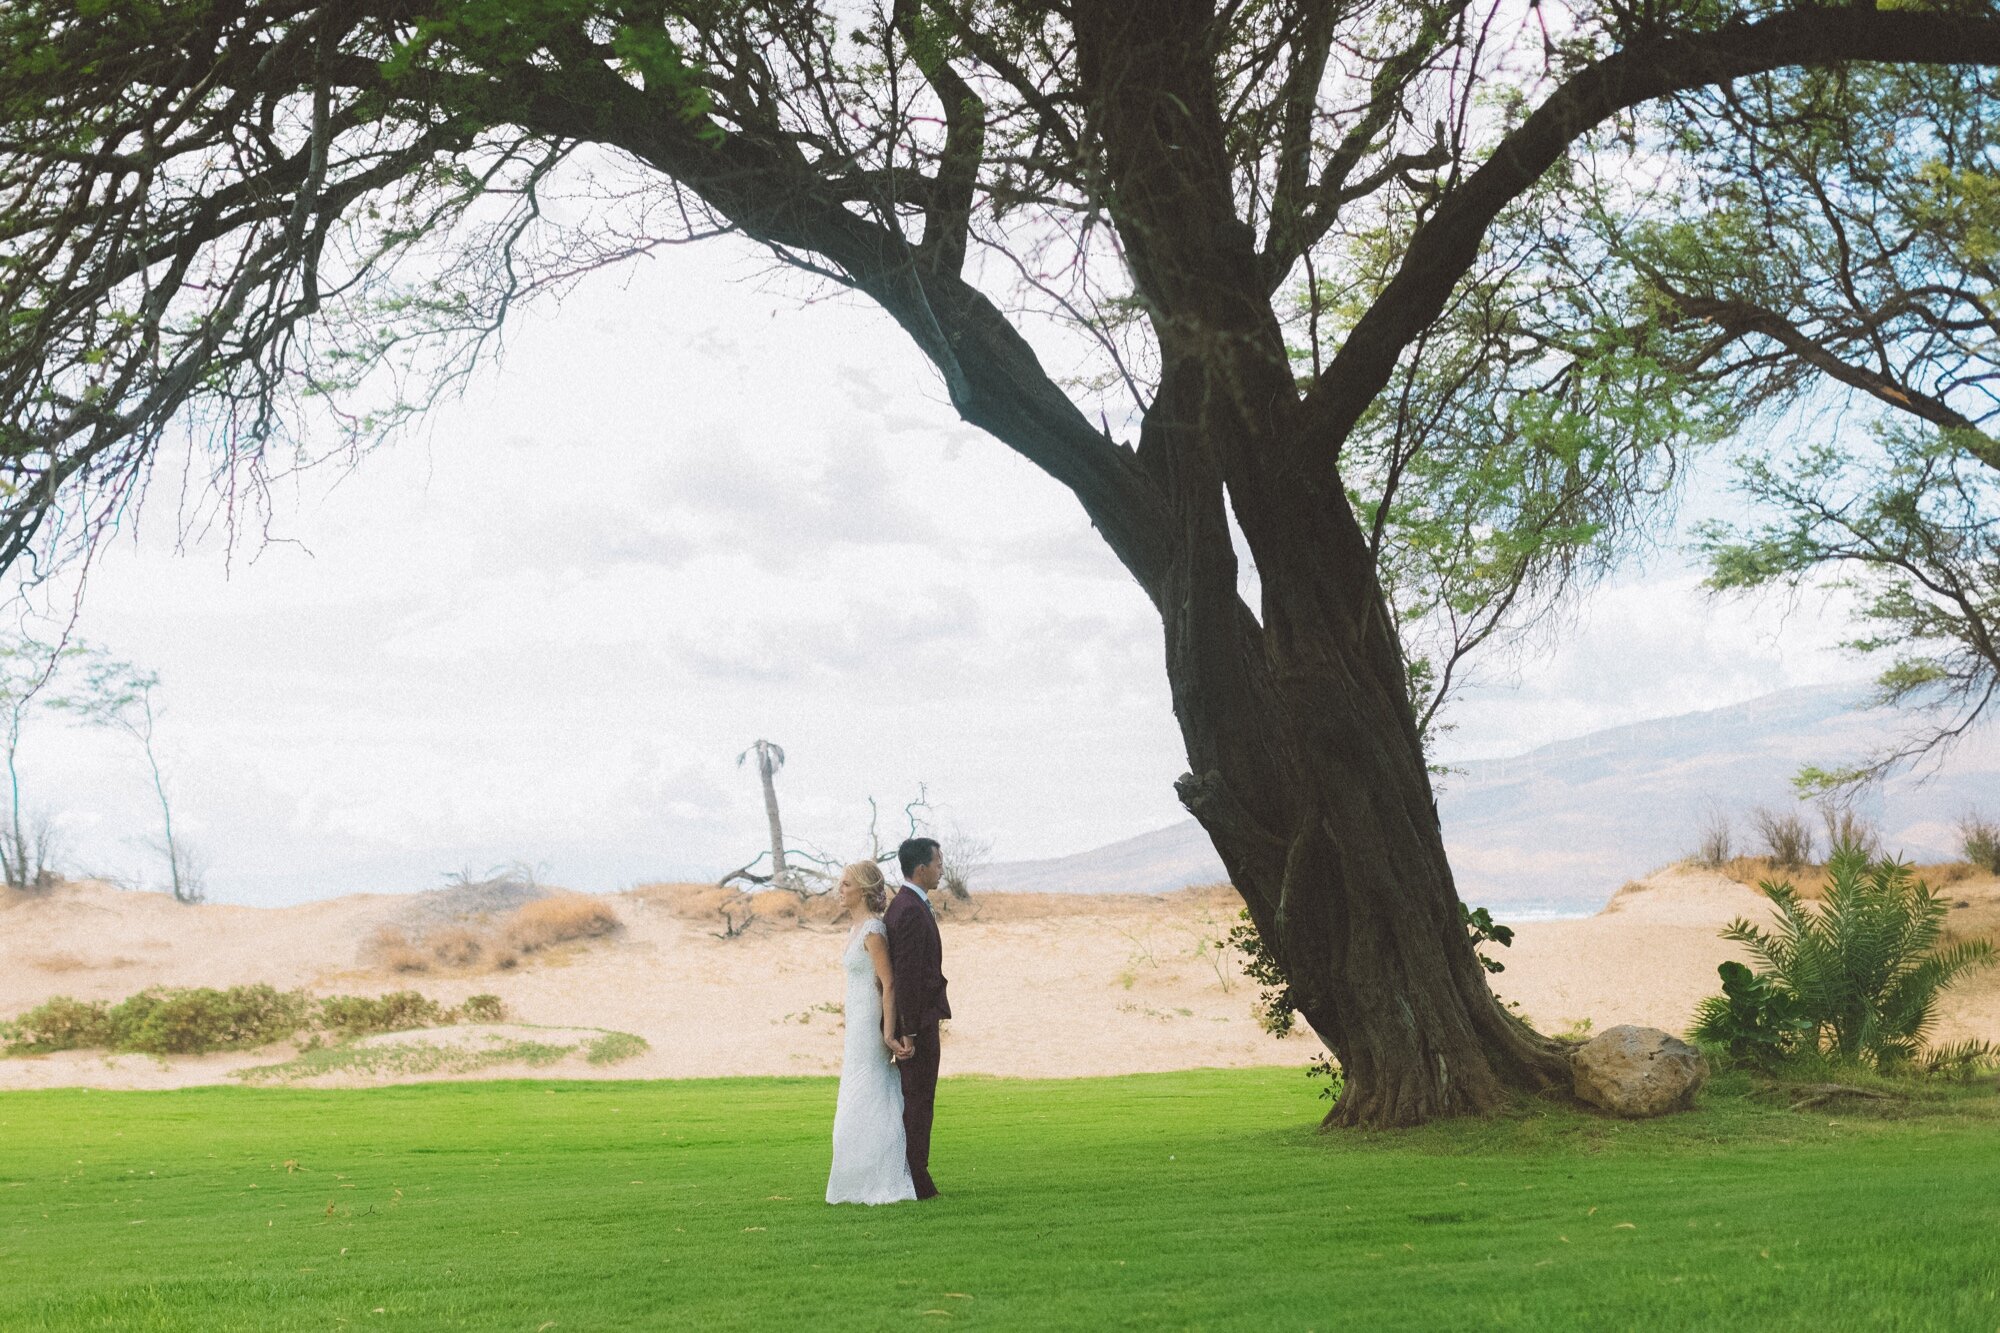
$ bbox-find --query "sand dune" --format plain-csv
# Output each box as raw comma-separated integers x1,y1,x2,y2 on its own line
3,866,1995,1091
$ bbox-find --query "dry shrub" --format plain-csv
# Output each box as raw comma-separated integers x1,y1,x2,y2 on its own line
632,883,748,920
1962,810,2000,874
426,926,487,968
797,890,850,926
1821,806,1881,859
366,925,433,974
381,947,431,974
1751,806,1816,868
1720,856,1984,902
1599,880,1651,913
30,952,88,973
1692,805,1732,868
503,893,621,954
747,892,800,925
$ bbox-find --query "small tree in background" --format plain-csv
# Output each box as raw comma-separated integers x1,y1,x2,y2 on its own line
738,740,788,882
1819,804,1880,861
938,823,990,902
54,655,199,903
0,635,83,890
1693,804,1733,869
867,785,987,903
720,740,836,894
1750,806,1816,869
1960,810,2000,874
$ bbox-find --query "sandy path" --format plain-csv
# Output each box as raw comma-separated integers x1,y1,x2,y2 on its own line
3,868,1994,1090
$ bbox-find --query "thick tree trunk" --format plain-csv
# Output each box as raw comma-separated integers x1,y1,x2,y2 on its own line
1138,340,1571,1128
1167,551,1572,1126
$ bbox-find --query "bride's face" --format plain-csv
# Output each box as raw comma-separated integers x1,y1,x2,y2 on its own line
837,872,863,912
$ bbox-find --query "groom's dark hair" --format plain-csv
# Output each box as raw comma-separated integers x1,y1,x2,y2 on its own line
898,837,941,878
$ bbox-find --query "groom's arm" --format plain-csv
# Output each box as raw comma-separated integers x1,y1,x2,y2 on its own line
886,904,922,1040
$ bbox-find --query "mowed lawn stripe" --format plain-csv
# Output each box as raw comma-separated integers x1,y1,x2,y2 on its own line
1,1069,1997,1330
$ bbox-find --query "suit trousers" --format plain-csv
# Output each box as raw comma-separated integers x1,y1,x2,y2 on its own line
898,1022,941,1199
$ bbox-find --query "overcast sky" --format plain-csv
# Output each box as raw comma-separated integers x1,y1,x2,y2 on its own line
19,242,1864,905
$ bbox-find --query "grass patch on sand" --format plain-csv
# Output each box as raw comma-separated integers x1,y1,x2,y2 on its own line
232,1027,651,1084
1,1069,1997,1331
584,1031,650,1066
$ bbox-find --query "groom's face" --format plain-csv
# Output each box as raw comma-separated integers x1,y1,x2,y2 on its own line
912,848,943,893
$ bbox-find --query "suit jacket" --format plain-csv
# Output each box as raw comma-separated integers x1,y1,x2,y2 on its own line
884,886,950,1038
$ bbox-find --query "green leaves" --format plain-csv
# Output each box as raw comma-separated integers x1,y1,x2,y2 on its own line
1690,960,1811,1069
1222,901,1514,1037
1698,418,1999,784
1221,909,1298,1038
1650,62,2000,783
1461,904,1514,974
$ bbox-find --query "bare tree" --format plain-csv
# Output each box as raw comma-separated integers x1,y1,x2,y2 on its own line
53,656,200,903
739,739,788,880
720,739,837,893
876,784,985,900
0,635,81,890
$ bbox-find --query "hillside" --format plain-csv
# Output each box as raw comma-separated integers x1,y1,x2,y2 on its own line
981,682,2000,914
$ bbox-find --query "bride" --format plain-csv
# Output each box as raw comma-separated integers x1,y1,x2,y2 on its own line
825,859,917,1206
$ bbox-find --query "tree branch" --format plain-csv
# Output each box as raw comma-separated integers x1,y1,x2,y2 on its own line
1301,10,2000,462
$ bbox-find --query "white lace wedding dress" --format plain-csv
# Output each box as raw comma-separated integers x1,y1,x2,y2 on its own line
826,917,917,1205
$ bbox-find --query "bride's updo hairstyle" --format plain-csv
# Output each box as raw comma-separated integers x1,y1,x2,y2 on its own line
844,859,890,914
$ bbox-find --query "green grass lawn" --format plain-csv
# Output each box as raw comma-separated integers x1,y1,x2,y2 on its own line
2,1069,1997,1331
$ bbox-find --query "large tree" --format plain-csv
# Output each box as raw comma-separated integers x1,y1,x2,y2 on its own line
8,0,2000,1125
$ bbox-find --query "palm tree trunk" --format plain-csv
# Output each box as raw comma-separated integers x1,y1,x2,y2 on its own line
759,749,787,877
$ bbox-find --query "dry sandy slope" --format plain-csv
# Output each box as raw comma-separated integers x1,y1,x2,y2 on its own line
2,867,1995,1091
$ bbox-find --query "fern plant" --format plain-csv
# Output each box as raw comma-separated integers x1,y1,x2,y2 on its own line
1710,849,1996,1071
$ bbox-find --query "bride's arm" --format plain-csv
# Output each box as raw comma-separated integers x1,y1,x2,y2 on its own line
862,931,899,1054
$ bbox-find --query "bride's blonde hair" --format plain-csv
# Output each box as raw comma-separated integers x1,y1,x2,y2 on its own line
843,859,890,914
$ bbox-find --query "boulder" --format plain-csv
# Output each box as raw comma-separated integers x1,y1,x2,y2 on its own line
1571,1025,1709,1118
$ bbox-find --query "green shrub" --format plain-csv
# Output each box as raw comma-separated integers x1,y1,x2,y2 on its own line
1695,849,1998,1072
1690,961,1811,1069
102,986,310,1054
5,996,113,1052
317,990,444,1037
1222,910,1300,1037
1461,905,1514,974
1960,810,2000,874
4,987,487,1055
584,1031,648,1065
456,993,506,1023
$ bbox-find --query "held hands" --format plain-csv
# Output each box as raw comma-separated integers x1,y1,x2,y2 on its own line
885,1034,915,1063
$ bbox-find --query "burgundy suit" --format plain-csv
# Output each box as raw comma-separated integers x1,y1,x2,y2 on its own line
884,884,949,1199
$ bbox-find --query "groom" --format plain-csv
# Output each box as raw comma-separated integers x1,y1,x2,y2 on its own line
885,836,950,1200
